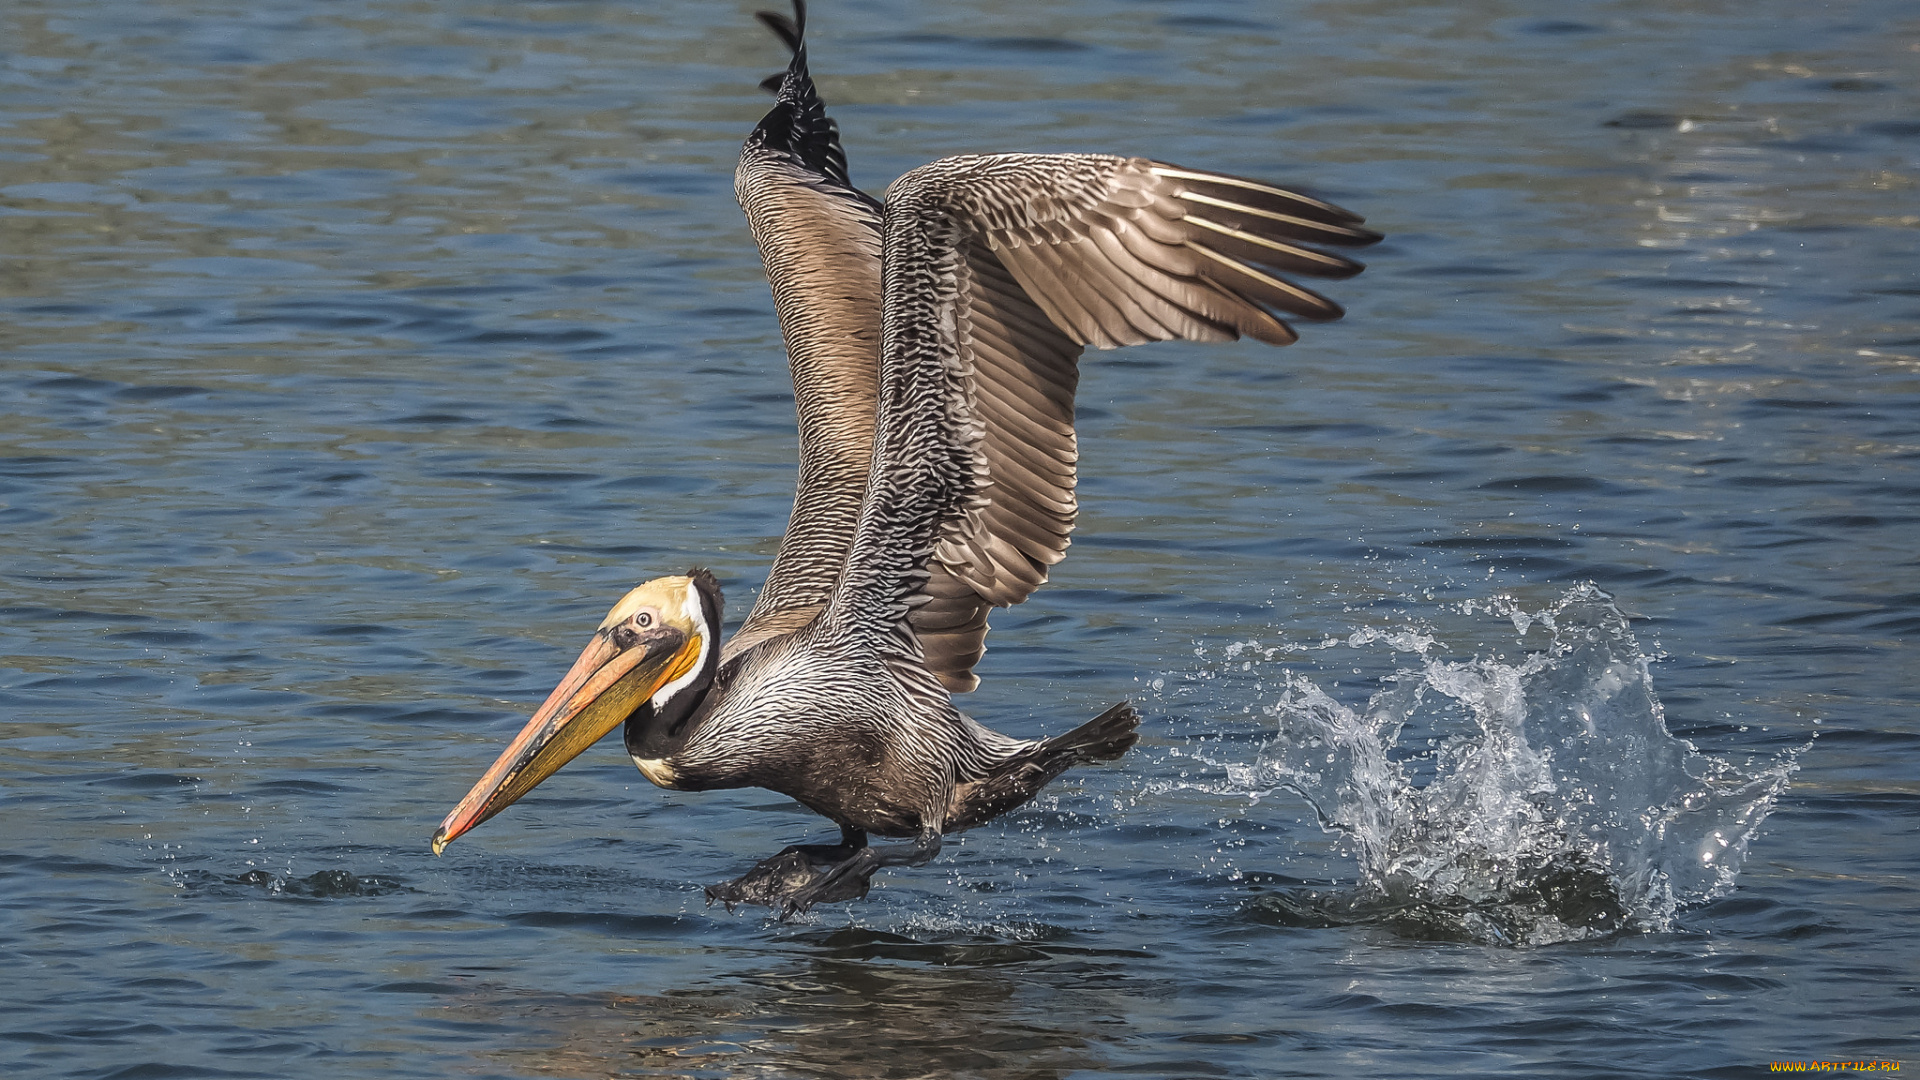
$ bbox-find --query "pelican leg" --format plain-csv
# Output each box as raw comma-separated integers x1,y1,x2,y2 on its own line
705,826,870,911
774,828,944,921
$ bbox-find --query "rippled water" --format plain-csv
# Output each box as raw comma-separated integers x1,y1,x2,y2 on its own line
4,0,1917,1076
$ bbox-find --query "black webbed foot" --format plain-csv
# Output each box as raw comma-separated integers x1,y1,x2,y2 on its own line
705,828,944,921
705,827,871,915
704,841,871,912
773,828,943,919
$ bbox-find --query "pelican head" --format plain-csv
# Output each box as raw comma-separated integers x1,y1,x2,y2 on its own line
431,570,723,854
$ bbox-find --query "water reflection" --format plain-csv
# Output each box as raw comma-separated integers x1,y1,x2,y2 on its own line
466,929,1142,1079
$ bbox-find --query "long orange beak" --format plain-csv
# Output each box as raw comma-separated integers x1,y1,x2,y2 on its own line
431,623,703,854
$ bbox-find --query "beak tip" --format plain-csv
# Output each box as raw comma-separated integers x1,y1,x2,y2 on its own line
430,828,449,856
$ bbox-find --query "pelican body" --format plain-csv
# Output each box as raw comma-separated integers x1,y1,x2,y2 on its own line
432,2,1380,916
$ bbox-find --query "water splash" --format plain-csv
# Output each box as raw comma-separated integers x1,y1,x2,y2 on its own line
1222,584,1799,945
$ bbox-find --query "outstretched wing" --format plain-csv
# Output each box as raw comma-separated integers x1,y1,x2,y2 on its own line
726,1,886,662
824,153,1381,688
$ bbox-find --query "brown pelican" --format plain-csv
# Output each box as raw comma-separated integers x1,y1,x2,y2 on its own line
431,2,1379,916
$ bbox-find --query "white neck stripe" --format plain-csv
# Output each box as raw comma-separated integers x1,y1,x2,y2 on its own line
650,584,711,710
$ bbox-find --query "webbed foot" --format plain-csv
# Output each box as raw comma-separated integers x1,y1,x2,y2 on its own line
705,828,944,921
704,842,871,912
705,827,871,915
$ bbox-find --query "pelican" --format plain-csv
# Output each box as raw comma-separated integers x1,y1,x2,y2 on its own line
431,2,1380,916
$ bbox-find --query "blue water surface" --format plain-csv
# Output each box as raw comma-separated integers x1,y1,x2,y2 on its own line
2,0,1916,1076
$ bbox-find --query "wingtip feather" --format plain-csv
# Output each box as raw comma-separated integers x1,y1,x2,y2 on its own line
754,0,805,53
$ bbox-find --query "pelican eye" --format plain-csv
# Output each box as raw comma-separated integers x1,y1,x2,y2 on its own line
610,624,639,650
635,611,653,628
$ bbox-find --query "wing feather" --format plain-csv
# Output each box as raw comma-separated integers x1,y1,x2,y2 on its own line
725,2,885,663
826,154,1378,691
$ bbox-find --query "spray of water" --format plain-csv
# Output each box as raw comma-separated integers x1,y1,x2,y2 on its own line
1216,584,1799,945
